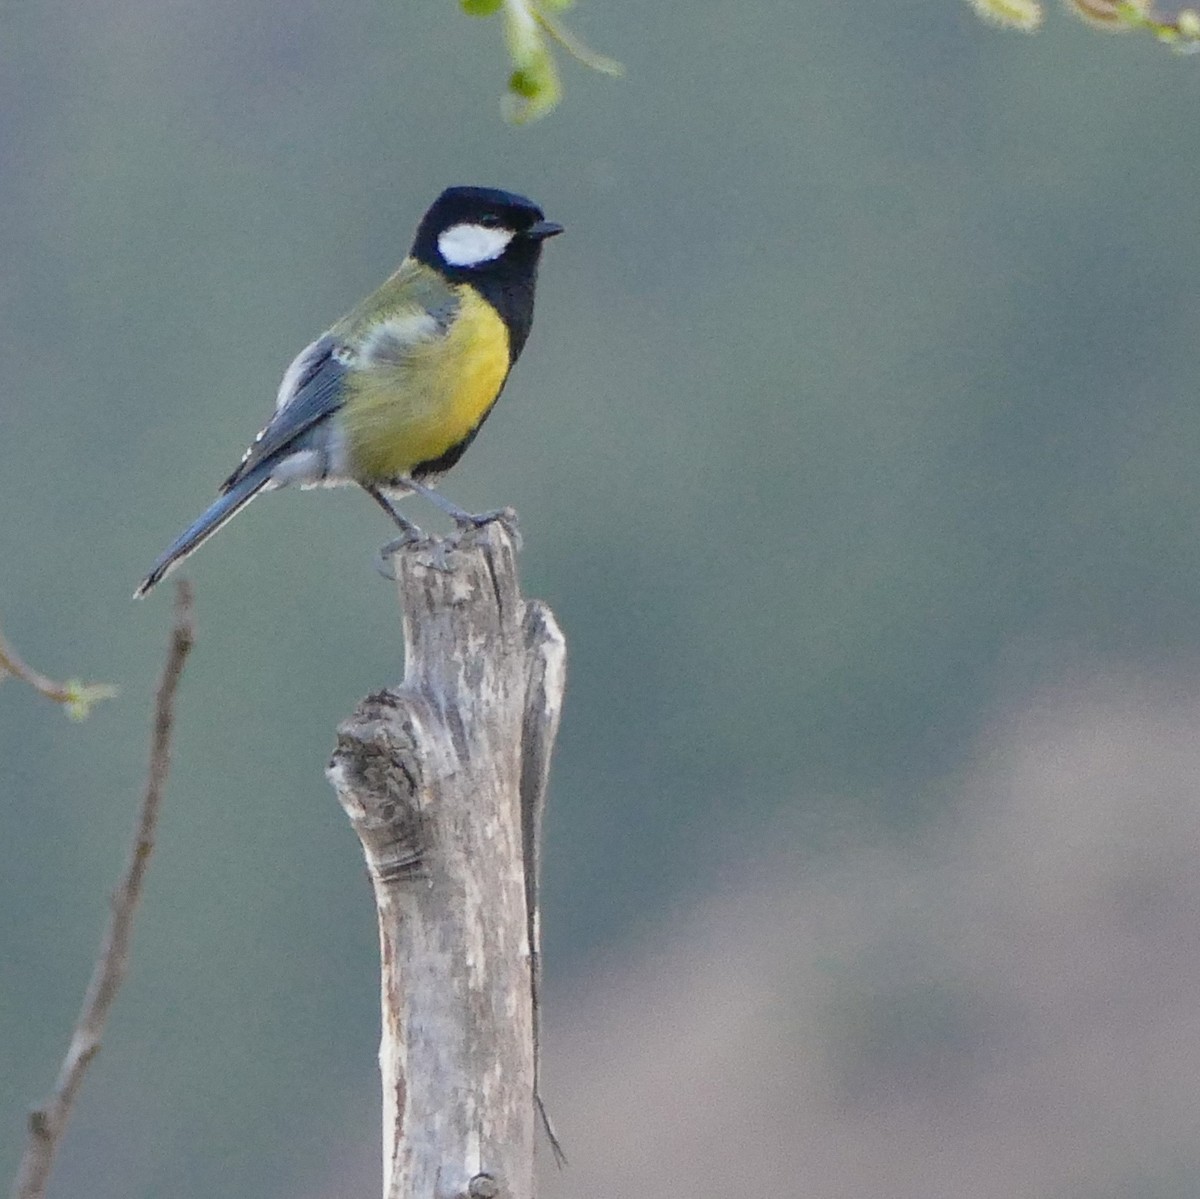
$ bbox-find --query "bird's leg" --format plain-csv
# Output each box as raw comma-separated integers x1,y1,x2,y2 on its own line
364,484,422,535
396,475,513,530
364,485,423,580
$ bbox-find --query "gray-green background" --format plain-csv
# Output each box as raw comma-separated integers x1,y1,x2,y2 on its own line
6,3,1200,1195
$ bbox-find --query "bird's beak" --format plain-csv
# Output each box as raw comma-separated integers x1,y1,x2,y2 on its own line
526,220,564,241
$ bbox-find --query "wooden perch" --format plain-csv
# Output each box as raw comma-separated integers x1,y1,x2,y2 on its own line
327,519,566,1199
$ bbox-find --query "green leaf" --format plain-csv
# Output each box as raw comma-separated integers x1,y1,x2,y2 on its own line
508,68,543,98
964,0,1043,31
463,0,621,122
63,679,119,721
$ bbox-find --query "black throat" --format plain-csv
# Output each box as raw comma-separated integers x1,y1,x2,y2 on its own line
463,268,538,363
412,238,544,365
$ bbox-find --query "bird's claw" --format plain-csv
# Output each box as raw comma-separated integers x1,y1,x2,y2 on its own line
455,506,519,532
374,531,422,580
374,508,518,579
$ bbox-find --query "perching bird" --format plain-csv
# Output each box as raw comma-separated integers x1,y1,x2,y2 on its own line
135,186,562,597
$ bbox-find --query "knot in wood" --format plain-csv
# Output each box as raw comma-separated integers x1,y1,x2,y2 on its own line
328,712,426,880
467,1173,500,1199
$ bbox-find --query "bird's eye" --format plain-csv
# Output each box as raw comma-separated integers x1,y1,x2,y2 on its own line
478,213,501,228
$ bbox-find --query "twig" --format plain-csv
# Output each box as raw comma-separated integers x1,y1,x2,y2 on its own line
0,620,117,719
10,580,196,1199
531,5,624,75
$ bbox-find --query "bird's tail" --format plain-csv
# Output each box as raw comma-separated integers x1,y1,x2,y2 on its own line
134,467,272,598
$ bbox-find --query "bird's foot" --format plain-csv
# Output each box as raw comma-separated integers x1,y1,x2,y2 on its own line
455,506,521,548
374,530,423,581
393,476,517,537
453,506,516,530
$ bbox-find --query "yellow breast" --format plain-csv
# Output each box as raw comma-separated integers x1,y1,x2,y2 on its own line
339,285,511,483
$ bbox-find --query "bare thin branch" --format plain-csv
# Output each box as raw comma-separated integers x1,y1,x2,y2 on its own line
11,580,196,1199
0,619,117,719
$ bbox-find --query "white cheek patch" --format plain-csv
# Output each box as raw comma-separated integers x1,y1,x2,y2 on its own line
438,222,514,267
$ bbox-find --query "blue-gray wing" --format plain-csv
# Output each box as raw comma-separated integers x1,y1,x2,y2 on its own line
222,334,350,492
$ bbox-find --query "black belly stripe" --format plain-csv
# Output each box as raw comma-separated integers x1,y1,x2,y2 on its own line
410,421,484,480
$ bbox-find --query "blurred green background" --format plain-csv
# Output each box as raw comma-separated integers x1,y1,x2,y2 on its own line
6,2,1200,1195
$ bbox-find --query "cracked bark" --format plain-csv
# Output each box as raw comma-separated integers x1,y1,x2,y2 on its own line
327,520,566,1199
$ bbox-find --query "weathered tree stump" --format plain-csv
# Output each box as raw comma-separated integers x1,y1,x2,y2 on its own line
327,520,566,1199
